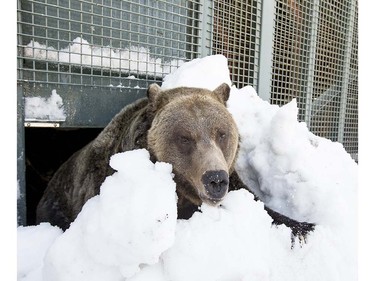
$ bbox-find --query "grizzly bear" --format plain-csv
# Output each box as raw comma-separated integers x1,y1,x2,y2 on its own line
36,83,238,229
36,83,314,240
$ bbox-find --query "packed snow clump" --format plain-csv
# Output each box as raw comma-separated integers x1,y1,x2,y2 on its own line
25,89,66,121
17,55,357,281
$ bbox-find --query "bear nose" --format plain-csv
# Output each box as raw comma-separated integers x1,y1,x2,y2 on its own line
201,170,229,200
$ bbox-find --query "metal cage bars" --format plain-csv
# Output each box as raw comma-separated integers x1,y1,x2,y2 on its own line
17,0,204,90
17,0,358,153
211,0,261,89
257,0,358,160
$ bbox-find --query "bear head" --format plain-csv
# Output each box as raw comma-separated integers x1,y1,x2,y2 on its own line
147,83,239,209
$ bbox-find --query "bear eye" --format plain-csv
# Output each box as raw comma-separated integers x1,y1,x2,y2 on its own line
179,136,192,144
176,135,195,155
218,131,227,141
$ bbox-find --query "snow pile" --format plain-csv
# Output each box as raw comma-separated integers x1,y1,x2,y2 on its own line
25,90,66,121
40,149,177,281
227,86,357,227
24,37,184,76
17,224,62,281
17,55,357,281
163,189,357,281
161,54,231,91
162,190,278,281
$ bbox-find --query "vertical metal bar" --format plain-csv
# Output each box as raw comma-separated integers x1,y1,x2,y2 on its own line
198,0,213,57
252,0,262,90
304,0,320,127
17,87,27,226
257,0,276,101
17,0,27,226
338,0,356,143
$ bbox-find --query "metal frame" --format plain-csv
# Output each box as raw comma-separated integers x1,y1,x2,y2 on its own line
257,0,275,101
338,0,357,144
211,0,262,89
304,0,320,128
198,0,213,57
17,85,27,226
262,0,358,160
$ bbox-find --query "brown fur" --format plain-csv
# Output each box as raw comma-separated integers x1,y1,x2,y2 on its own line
147,83,238,208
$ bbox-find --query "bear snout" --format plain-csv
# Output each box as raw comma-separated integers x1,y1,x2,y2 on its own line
201,170,229,201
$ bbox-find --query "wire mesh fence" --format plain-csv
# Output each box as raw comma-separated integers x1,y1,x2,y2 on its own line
17,0,201,90
269,0,358,160
17,0,358,158
211,0,261,89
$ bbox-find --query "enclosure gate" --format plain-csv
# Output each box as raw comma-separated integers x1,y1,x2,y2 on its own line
17,0,358,225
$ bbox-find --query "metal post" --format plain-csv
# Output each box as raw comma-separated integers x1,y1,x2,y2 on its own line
257,0,276,101
337,0,356,143
304,0,320,128
17,85,27,226
198,0,213,57
17,0,26,226
251,0,262,90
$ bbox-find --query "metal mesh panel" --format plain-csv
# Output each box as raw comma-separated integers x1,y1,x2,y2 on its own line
17,0,358,156
211,0,261,89
17,0,201,90
342,1,358,161
308,0,350,141
270,0,358,159
271,0,313,117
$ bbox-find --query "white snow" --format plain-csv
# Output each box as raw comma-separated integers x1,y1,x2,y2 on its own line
17,224,62,281
42,149,177,281
17,55,358,281
23,37,185,76
227,86,357,227
161,54,232,91
24,90,66,121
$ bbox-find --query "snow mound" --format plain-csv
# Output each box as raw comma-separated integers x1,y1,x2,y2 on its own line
25,89,66,121
162,189,356,281
227,86,357,227
162,190,277,281
161,54,231,91
41,149,177,281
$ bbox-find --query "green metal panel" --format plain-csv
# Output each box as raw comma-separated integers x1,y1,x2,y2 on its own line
17,85,27,226
21,82,152,128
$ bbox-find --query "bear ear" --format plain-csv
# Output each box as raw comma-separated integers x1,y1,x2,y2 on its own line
147,83,162,104
213,83,231,104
